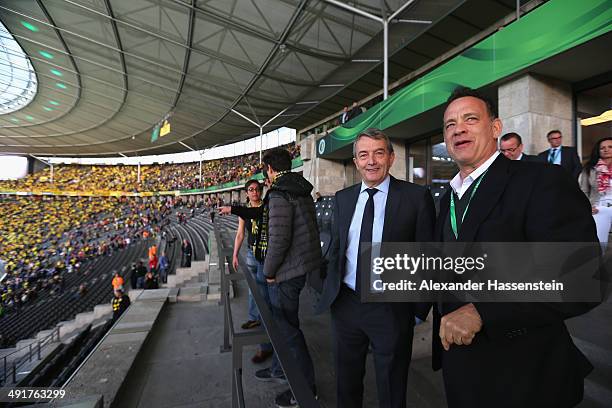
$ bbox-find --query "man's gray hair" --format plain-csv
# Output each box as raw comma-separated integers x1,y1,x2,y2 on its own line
352,128,394,158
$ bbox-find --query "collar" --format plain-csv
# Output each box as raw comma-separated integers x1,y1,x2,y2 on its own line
517,153,523,160
360,174,391,195
450,151,499,194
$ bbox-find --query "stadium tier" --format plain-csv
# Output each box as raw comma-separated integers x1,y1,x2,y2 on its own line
1,0,611,407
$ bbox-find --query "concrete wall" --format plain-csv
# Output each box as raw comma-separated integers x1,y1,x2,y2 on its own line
498,74,573,155
300,135,346,197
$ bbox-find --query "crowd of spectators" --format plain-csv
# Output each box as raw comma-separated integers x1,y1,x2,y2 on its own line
0,196,173,316
0,143,300,193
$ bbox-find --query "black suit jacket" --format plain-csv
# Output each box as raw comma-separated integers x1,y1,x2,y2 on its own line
434,154,598,408
315,176,435,315
537,146,582,179
519,153,538,162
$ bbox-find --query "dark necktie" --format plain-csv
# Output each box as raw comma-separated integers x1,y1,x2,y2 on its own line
548,148,558,163
356,188,378,294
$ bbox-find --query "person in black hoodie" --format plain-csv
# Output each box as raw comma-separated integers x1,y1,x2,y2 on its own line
220,148,321,407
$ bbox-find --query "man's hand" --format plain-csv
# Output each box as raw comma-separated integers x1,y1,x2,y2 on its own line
232,254,239,271
440,303,482,351
218,206,232,215
592,206,599,215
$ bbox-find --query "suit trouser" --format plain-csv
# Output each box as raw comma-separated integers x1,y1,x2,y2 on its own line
331,284,414,408
268,275,316,391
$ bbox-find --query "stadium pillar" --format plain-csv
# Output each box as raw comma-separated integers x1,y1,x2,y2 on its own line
50,163,54,184
389,139,407,181
300,134,345,196
137,162,141,183
498,74,573,156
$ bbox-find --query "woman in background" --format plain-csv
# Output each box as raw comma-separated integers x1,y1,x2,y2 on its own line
580,137,612,249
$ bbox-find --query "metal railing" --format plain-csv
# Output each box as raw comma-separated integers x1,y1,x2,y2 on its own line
215,225,320,408
0,326,60,385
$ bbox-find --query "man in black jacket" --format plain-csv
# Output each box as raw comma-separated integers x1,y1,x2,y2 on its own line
111,289,131,320
222,148,321,408
537,129,582,179
316,128,435,408
436,86,598,408
499,132,538,161
181,239,192,267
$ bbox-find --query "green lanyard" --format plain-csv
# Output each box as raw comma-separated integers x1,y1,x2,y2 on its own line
449,170,488,239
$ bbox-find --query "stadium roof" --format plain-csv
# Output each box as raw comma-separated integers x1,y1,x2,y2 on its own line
0,0,526,157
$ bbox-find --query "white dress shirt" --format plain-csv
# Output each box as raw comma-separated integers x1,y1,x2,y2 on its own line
449,151,499,199
343,175,390,289
548,147,561,165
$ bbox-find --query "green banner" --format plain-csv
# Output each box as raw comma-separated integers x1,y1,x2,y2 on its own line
318,0,612,156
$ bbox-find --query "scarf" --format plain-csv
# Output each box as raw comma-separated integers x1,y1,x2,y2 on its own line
595,159,612,194
254,171,290,262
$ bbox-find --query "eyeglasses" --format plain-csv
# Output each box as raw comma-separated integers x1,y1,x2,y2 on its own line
548,136,562,141
500,146,520,153
247,187,260,192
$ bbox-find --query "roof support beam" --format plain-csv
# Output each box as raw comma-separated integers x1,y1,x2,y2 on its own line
230,107,288,163
323,0,425,100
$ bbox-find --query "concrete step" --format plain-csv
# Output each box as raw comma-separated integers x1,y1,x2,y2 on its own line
167,287,179,303
177,286,206,302
93,304,112,318
75,311,94,326
35,329,56,342
15,338,36,350
0,347,17,359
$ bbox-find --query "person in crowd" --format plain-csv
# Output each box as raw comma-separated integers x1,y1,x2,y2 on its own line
315,128,435,408
499,132,538,161
233,181,263,330
348,101,361,121
144,271,159,290
537,129,582,179
580,137,612,249
228,180,274,363
136,261,147,289
222,148,321,407
111,288,131,320
112,271,124,291
149,249,158,274
256,148,321,407
158,251,169,284
181,239,192,267
435,86,598,407
339,106,350,125
130,263,138,290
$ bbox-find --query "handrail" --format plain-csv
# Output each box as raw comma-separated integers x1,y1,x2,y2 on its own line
0,326,60,385
215,224,320,408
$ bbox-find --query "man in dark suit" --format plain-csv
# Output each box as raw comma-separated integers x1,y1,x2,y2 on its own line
436,86,598,408
537,129,582,179
339,106,349,125
316,128,435,408
499,132,537,161
347,101,362,121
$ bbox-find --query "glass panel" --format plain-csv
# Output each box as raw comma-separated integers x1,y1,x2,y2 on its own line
0,21,37,114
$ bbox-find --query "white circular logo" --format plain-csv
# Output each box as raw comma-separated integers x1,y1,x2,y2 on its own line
318,139,326,155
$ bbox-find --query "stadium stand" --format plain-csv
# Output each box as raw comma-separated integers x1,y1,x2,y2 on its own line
0,143,300,193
